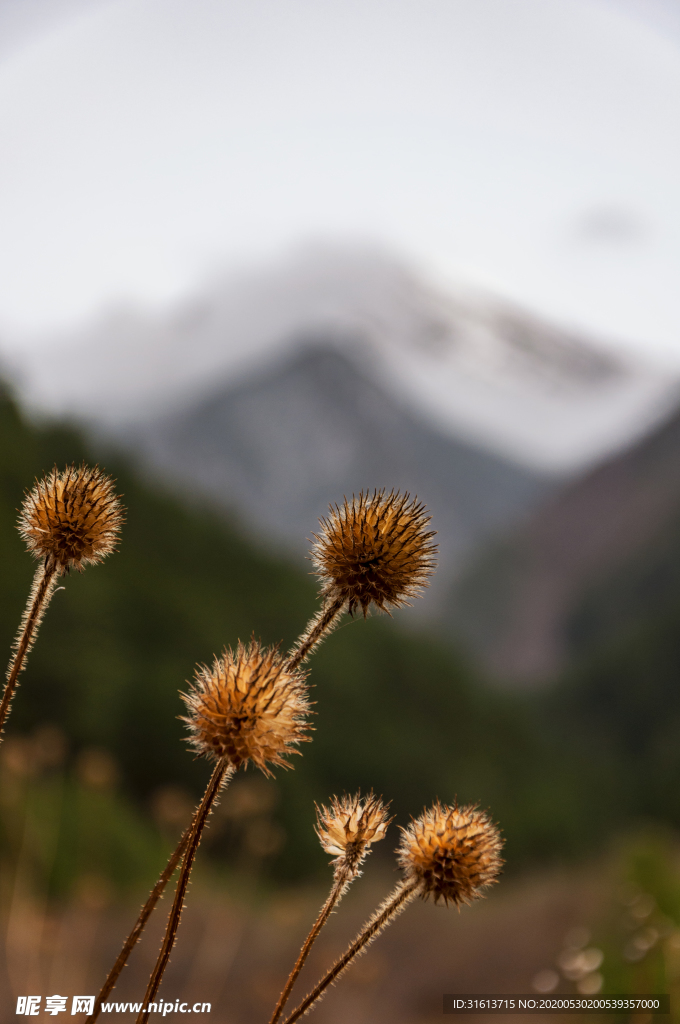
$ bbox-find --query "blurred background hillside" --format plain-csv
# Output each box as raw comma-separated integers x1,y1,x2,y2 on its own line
1,0,680,1020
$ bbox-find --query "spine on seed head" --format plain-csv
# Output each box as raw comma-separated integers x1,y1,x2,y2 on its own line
18,464,124,573
311,489,437,617
182,639,312,775
397,801,504,907
315,791,392,875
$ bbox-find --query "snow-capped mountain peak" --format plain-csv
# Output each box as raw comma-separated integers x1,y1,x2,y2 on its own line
4,244,677,472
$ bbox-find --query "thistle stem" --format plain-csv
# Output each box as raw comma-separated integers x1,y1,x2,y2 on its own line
136,759,234,1024
87,825,193,1024
0,558,59,739
269,865,355,1024
285,594,345,673
282,879,421,1024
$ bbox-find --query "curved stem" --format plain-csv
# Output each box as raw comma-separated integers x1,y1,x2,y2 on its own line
282,879,421,1024
137,760,233,1024
87,825,193,1023
269,865,354,1024
1,559,59,739
285,595,345,673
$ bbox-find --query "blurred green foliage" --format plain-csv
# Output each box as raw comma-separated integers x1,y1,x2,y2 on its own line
519,831,680,1017
550,564,680,834
0,744,168,904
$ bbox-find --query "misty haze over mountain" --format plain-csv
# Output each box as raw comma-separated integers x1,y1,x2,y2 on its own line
4,246,678,614
8,247,678,474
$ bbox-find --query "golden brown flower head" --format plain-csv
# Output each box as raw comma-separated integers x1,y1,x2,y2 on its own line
315,792,392,870
398,802,503,907
312,490,437,616
182,640,311,775
18,464,123,572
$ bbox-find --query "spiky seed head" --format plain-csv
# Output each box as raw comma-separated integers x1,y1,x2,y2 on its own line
312,489,437,616
182,640,311,775
316,792,392,870
398,802,503,907
18,464,124,572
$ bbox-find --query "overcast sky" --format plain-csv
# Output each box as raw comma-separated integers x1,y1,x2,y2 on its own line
0,0,679,364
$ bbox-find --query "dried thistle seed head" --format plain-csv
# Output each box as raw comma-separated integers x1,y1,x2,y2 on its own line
312,489,437,616
182,640,311,775
18,464,124,572
316,792,392,869
398,802,503,907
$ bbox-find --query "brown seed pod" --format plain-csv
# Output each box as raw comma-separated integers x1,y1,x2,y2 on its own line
182,640,311,775
316,792,392,870
18,464,124,572
312,490,437,616
398,802,503,907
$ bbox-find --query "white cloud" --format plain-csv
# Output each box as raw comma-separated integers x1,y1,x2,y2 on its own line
0,0,678,362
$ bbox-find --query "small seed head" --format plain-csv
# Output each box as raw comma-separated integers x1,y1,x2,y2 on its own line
312,489,437,616
182,640,311,775
316,792,392,870
18,464,123,572
398,802,503,907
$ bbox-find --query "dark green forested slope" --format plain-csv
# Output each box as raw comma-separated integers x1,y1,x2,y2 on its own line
0,384,629,887
549,515,680,832
0,386,314,787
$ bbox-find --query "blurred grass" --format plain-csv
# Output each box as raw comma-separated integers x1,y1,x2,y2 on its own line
3,819,680,1022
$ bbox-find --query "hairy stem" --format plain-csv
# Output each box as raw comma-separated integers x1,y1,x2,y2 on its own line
282,879,421,1024
269,864,355,1024
87,825,193,1023
1,558,59,739
137,760,234,1024
285,594,345,673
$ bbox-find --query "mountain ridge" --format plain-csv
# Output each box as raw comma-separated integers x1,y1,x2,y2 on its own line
7,246,677,474
448,400,680,682
110,342,553,596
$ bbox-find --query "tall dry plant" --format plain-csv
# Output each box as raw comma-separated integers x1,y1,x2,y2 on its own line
93,639,310,1024
89,488,437,1017
138,639,310,1023
288,489,436,669
269,792,392,1024
1,465,123,740
280,802,504,1023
